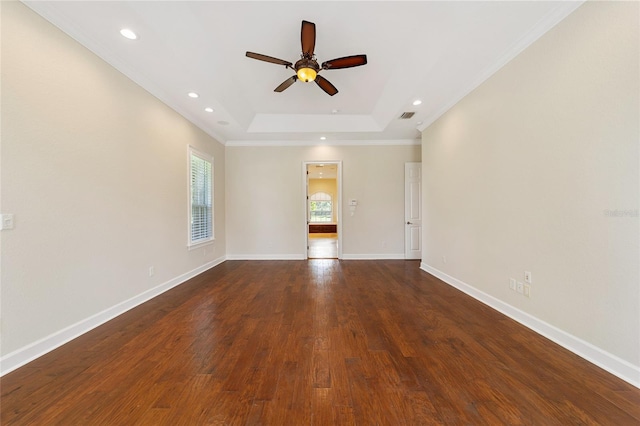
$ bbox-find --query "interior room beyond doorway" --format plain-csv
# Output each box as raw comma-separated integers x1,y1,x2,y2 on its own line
308,233,338,259
307,163,339,259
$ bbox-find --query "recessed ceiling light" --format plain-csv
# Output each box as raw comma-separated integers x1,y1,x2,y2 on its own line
188,92,199,98
204,107,214,113
120,28,138,40
320,136,327,140
412,99,422,106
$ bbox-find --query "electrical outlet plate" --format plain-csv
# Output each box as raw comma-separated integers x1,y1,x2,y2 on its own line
1,214,14,230
524,285,531,297
516,282,524,294
524,271,532,284
509,278,516,290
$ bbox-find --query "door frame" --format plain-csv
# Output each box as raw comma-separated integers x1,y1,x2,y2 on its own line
303,161,343,259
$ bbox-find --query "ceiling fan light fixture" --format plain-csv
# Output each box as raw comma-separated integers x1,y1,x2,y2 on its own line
246,20,367,95
297,67,317,82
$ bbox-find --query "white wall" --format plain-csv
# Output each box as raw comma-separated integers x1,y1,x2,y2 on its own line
226,144,420,259
421,1,639,385
0,2,226,371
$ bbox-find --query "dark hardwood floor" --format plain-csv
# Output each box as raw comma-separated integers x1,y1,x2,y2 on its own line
2,260,639,425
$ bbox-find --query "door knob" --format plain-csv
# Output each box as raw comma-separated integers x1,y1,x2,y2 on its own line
406,221,412,225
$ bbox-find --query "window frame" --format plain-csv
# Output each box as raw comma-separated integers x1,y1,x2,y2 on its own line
188,146,214,248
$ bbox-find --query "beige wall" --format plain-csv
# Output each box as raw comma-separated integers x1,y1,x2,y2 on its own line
421,0,639,374
226,144,420,259
1,3,225,361
308,178,338,223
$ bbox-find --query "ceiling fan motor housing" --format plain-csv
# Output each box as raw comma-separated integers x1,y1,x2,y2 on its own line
295,57,320,82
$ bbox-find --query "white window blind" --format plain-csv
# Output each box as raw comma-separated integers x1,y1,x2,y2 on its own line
189,147,213,246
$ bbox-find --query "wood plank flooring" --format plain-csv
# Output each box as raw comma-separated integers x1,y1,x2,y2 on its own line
2,260,639,425
308,233,338,259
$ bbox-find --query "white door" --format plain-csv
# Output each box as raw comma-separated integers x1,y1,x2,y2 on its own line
405,162,422,259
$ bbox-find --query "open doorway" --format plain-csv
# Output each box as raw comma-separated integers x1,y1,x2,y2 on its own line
304,161,342,259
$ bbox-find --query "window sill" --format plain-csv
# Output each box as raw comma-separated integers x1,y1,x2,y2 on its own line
188,238,215,251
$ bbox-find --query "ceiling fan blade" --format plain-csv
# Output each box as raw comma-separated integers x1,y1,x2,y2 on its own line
322,54,368,70
246,52,292,67
315,75,338,96
301,20,316,57
274,76,298,92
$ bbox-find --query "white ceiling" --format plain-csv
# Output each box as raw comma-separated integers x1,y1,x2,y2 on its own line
308,164,338,180
23,1,583,146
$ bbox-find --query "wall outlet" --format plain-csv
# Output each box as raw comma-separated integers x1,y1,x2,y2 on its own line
1,214,14,230
442,255,447,264
524,271,532,284
509,278,516,291
516,281,524,294
524,284,531,298
149,266,155,277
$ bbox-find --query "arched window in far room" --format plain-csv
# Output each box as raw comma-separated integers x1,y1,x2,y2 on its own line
309,192,332,223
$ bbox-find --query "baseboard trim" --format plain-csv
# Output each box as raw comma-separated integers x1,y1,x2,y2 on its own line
225,254,306,260
225,254,406,261
341,253,406,260
420,262,640,389
0,256,226,376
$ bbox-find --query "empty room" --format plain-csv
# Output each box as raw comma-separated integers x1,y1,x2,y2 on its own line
1,1,638,424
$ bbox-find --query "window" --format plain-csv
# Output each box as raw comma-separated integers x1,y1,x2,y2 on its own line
189,147,213,246
309,192,332,223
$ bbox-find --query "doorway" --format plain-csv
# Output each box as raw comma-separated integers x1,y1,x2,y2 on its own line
304,161,342,259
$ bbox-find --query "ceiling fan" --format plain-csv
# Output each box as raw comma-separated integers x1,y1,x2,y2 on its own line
246,20,367,96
